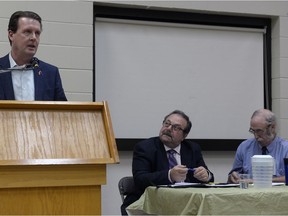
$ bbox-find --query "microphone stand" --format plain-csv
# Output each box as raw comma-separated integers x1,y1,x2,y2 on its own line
0,64,34,74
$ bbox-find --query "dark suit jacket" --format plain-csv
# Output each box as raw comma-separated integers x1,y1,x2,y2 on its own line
0,54,67,101
121,137,214,215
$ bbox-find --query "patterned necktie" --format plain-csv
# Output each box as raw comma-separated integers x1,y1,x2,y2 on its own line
167,149,178,169
262,146,268,155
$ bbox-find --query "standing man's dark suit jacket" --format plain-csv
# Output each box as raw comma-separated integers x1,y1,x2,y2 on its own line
121,137,214,215
0,54,67,101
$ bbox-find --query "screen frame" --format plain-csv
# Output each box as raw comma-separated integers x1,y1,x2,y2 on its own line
93,4,271,151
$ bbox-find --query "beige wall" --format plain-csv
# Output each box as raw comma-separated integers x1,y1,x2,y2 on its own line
0,1,287,215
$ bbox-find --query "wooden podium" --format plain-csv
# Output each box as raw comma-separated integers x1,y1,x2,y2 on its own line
0,101,119,215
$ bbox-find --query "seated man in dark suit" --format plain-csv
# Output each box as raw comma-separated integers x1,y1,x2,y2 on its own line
0,11,67,101
121,110,214,215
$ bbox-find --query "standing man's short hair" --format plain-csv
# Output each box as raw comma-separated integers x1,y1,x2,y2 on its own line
8,11,42,45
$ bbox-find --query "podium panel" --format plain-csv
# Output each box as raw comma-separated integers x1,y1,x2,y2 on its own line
0,185,101,215
0,101,119,215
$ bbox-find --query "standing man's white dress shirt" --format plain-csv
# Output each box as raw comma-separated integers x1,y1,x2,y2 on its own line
9,53,34,100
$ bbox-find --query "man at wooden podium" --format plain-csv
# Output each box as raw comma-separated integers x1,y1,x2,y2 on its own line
0,11,67,101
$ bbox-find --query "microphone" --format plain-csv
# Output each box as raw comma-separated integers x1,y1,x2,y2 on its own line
30,57,42,76
25,57,39,69
0,57,39,73
29,57,39,68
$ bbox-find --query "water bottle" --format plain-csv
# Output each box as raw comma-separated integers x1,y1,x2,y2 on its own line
251,155,274,188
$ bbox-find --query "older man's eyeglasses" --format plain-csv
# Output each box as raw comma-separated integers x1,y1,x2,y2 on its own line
249,124,271,135
162,121,184,132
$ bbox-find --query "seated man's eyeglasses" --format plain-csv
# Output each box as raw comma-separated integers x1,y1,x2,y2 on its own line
162,121,184,132
249,124,271,135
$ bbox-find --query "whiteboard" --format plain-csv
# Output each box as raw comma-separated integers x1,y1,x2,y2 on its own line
95,19,264,139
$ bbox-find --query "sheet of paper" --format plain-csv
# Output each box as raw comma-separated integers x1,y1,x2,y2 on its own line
157,182,285,188
272,182,285,186
157,182,240,188
206,183,240,187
